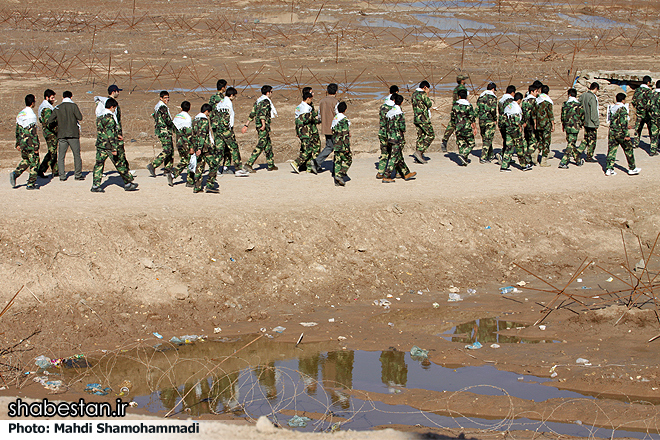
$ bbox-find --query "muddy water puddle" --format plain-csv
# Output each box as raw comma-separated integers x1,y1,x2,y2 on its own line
439,317,561,344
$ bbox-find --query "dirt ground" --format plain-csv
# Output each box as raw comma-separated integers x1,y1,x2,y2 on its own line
1,0,660,438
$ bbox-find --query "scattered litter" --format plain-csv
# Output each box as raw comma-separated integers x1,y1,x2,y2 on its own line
575,420,583,426
577,278,582,282
35,355,51,369
386,294,393,298
169,335,204,345
490,343,500,349
85,383,111,395
485,226,491,229
230,258,236,262
260,327,267,333
550,365,557,373
517,376,524,381
299,322,318,327
467,288,476,294
152,332,163,339
395,297,401,301
539,325,546,331
516,281,527,286
0,386,6,391
388,322,394,327
34,376,63,391
606,277,614,282
580,286,592,289
635,259,645,272
432,302,440,308
448,293,462,302
448,286,460,293
35,354,85,369
272,326,286,333
499,286,515,294
465,341,482,350
213,327,222,334
129,401,138,408
287,415,312,428
576,358,591,365
592,295,600,299
337,336,347,341
119,380,132,395
410,345,429,358
551,372,558,378
374,299,391,308
296,333,304,346
328,318,335,323
417,290,423,295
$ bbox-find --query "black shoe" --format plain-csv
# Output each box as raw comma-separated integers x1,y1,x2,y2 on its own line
310,161,318,175
650,151,659,157
37,171,47,178
585,156,597,163
500,167,511,172
124,182,139,191
334,175,345,187
90,186,105,193
205,186,220,193
558,163,569,169
167,172,174,187
458,155,468,166
9,172,16,188
147,163,156,177
523,164,533,171
26,184,39,190
75,175,85,181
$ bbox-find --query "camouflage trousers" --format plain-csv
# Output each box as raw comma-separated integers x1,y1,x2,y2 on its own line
498,123,508,154
523,127,537,153
246,129,274,168
171,142,194,185
535,129,552,157
152,134,174,169
115,141,130,174
456,129,476,159
606,134,635,171
194,148,220,192
559,131,580,166
217,129,242,169
501,133,528,169
441,119,455,143
38,133,59,176
334,146,352,179
14,147,39,185
415,122,435,153
479,121,496,160
650,119,659,154
93,148,133,187
579,127,598,159
294,135,318,172
384,141,410,178
634,114,653,147
377,137,391,174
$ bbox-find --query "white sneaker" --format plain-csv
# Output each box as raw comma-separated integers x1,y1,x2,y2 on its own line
130,170,138,177
628,167,641,175
605,169,617,176
235,169,250,177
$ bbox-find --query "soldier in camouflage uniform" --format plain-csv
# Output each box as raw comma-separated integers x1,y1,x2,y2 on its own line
476,82,497,163
291,91,322,174
632,75,653,149
496,85,516,164
605,93,639,176
500,93,532,172
215,87,247,175
193,104,220,193
535,84,555,167
382,94,416,183
168,101,195,187
411,80,434,164
36,89,58,178
376,86,398,178
208,79,227,168
441,74,469,152
90,98,138,192
94,85,132,178
241,85,278,172
558,88,585,168
9,94,40,190
331,101,352,186
147,91,175,177
451,89,478,166
522,83,540,165
299,86,322,172
649,80,660,156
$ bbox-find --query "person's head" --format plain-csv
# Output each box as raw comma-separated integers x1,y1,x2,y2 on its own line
513,92,523,102
532,80,543,90
302,91,313,102
389,85,399,95
108,84,122,98
589,82,600,91
44,89,56,104
505,85,516,95
541,85,550,95
226,87,237,100
180,101,191,112
419,80,431,91
159,91,169,103
201,103,212,114
643,75,652,85
393,94,404,106
337,101,347,113
616,92,626,103
302,86,312,97
63,90,73,99
487,82,497,91
528,84,537,94
567,88,577,98
457,89,468,100
25,94,35,107
261,85,273,96
327,83,338,95
656,80,660,89
216,79,227,91
105,97,118,110
457,74,469,85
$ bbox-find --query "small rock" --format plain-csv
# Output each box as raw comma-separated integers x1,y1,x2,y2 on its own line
140,258,154,269
168,284,189,301
256,416,277,433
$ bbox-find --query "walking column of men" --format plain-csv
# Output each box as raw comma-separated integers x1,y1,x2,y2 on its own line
10,75,660,191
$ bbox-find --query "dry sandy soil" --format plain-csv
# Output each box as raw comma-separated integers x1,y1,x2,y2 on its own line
1,0,660,439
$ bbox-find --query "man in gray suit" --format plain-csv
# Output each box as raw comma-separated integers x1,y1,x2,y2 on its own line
48,90,84,180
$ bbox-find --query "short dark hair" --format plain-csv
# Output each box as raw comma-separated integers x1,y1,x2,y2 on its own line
541,85,550,94
44,89,56,99
393,94,404,106
457,89,468,99
616,92,626,103
656,80,660,89
506,85,516,94
261,85,272,95
201,103,213,113
532,80,543,89
528,85,536,93
389,85,399,94
226,87,237,97
159,90,169,98
105,97,118,109
181,101,191,112
216,79,227,90
643,75,652,84
63,91,73,98
514,92,523,101
420,80,430,89
302,91,313,100
337,101,347,113
567,88,577,97
487,82,497,91
327,83,338,95
302,86,312,96
589,82,600,91
25,94,35,106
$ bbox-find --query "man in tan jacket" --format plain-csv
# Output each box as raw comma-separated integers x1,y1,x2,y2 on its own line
312,83,338,173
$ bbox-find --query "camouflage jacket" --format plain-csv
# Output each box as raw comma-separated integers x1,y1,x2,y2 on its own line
521,96,537,131
632,85,651,115
650,90,660,119
386,107,406,144
536,98,554,131
15,123,39,150
95,113,120,152
192,115,213,154
476,92,497,123
452,84,467,103
608,104,629,138
153,103,174,137
561,99,585,134
498,95,514,127
332,115,350,151
39,105,57,138
378,100,395,140
248,97,272,132
175,125,192,150
411,89,432,125
294,102,320,139
115,102,123,135
209,91,225,131
505,112,523,137
450,100,476,133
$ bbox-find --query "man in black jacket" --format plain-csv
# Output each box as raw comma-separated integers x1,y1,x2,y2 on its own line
48,90,84,181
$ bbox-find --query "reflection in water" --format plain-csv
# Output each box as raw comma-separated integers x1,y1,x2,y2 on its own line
447,318,556,344
253,363,278,400
298,354,320,395
380,350,408,387
321,351,354,410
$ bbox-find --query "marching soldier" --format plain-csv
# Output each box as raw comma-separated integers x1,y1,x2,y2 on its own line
331,101,352,186
411,80,434,163
441,74,469,152
632,75,653,148
558,88,585,169
241,85,278,173
605,93,640,176
36,89,58,178
451,89,478,166
476,82,497,163
10,94,40,190
168,101,195,187
500,92,531,172
383,94,416,183
578,82,600,162
522,84,540,165
650,80,660,156
291,90,321,174
216,87,248,176
147,91,176,177
496,85,516,163
535,84,555,167
192,103,220,193
376,88,396,178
